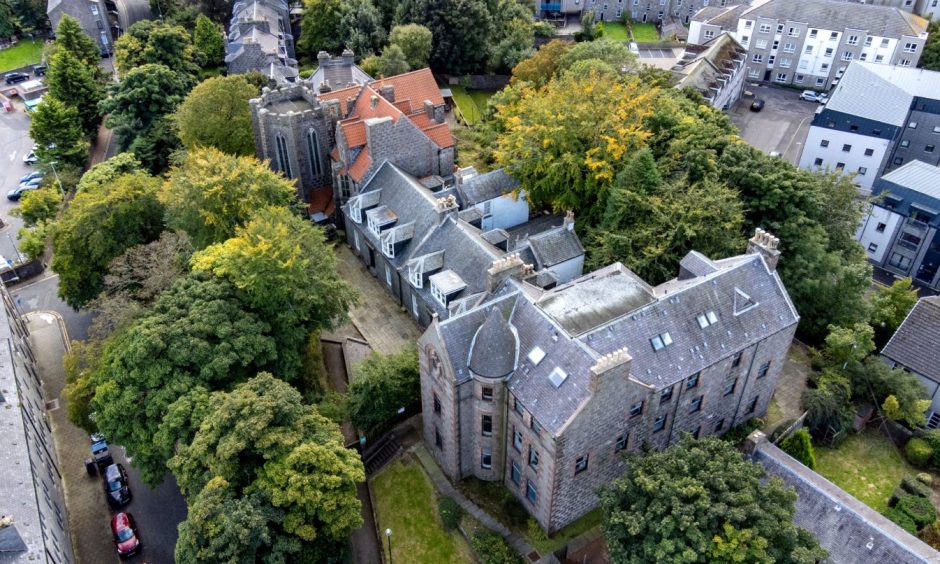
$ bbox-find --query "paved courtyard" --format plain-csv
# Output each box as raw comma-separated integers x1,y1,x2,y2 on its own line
764,343,813,434
730,84,820,165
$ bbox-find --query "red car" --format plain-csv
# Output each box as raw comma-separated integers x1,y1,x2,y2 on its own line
110,512,141,558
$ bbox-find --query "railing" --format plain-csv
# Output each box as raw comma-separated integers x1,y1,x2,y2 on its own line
541,2,561,10
897,240,921,252
906,217,929,231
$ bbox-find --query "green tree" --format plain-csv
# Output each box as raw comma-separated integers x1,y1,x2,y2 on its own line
76,152,141,192
175,75,257,156
388,23,433,69
487,0,533,73
12,187,61,227
557,38,636,76
171,373,364,559
89,274,279,483
601,435,827,563
395,0,493,74
708,523,771,564
191,207,357,375
53,14,101,68
340,0,386,59
16,221,51,261
114,20,199,79
297,0,345,55
127,116,181,174
821,322,875,370
50,171,165,308
854,358,930,427
870,277,919,346
46,49,104,134
801,369,852,434
100,63,189,146
28,96,89,167
193,14,225,68
162,148,297,248
919,21,940,71
510,39,572,88
779,428,816,470
346,348,419,435
373,43,410,76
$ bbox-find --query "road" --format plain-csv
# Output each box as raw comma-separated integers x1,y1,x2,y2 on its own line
729,83,820,165
2,96,186,562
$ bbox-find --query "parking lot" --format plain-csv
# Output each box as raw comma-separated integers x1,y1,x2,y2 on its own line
729,83,821,165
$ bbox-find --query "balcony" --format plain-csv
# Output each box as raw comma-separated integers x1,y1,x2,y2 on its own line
906,217,930,231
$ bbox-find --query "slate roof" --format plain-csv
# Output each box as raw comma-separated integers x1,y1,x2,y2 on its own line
673,33,747,94
456,169,520,206
754,441,940,563
692,3,753,29
468,308,519,379
744,0,928,38
882,296,940,382
527,225,584,268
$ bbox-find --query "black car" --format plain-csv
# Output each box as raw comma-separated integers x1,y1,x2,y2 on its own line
103,463,132,508
750,99,765,112
4,72,29,85
32,64,47,76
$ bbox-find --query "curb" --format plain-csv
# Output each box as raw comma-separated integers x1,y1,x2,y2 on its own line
25,309,71,352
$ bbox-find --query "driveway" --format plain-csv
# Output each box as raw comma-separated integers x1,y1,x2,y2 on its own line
0,99,35,262
729,84,820,165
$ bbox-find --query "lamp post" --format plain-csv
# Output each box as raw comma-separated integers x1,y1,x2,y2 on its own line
48,160,64,195
6,234,22,263
385,528,392,564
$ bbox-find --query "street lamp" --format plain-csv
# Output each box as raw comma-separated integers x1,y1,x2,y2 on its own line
385,528,392,564
6,234,23,263
48,161,64,195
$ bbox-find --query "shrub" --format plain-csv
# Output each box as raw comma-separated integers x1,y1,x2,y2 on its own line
919,521,940,550
897,495,938,530
470,530,521,564
721,417,764,445
901,476,934,499
768,418,798,443
779,428,817,470
906,438,934,468
889,487,906,508
924,430,940,467
918,473,934,487
883,506,918,535
526,518,548,543
438,496,462,531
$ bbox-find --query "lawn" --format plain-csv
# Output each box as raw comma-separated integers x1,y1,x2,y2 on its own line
371,459,474,564
0,39,43,73
448,85,495,125
629,22,660,42
814,429,916,513
600,22,630,41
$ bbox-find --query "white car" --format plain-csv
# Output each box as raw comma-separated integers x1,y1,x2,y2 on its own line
23,149,38,165
799,90,828,103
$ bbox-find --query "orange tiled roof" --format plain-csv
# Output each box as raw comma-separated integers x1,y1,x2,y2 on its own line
341,120,367,147
372,68,444,108
318,84,363,114
423,122,455,149
330,147,339,161
348,147,372,182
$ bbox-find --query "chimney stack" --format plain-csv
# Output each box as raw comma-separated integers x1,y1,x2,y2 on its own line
746,228,781,272
379,84,395,102
318,79,332,94
563,210,575,232
341,48,355,66
486,254,528,292
424,99,434,119
317,51,330,65
589,347,632,392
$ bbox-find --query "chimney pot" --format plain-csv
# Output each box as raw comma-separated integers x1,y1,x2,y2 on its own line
746,228,781,272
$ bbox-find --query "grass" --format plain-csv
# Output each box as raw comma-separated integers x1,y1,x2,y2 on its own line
448,85,495,125
371,459,474,564
600,22,630,42
629,21,660,42
456,477,603,554
814,429,916,513
0,39,43,73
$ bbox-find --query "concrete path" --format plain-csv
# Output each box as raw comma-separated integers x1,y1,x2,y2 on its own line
412,444,539,562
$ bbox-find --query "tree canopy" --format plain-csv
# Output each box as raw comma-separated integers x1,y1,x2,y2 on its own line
162,148,298,249
46,48,104,135
114,19,199,79
388,23,432,69
175,75,258,156
193,14,225,68
51,171,165,308
76,152,142,192
100,63,190,144
29,96,89,167
53,14,101,68
870,277,919,346
601,435,827,563
920,20,940,72
297,0,346,55
346,348,419,435
395,0,493,74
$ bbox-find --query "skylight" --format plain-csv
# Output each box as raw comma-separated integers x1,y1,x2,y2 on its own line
549,366,568,388
697,311,719,328
650,332,673,352
528,346,546,366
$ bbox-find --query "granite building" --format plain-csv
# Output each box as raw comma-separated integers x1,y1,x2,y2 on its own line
0,285,74,564
47,0,150,56
225,0,298,83
421,228,798,532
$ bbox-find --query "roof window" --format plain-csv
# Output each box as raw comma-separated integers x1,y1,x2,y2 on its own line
549,367,568,388
650,332,673,352
696,311,719,328
528,346,546,366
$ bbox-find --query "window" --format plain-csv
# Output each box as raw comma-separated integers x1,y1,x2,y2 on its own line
755,39,767,49
752,54,763,63
788,27,799,37
841,51,853,61
530,417,541,434
575,454,589,474
842,144,852,152
847,35,858,45
526,481,538,503
513,429,523,451
910,122,918,129
433,394,441,415
511,460,521,484
904,42,918,53
759,24,771,33
660,386,674,404
275,134,292,178
481,448,492,469
732,352,743,368
615,433,629,452
816,77,825,87
865,36,873,46
873,129,882,136
697,311,718,328
435,427,443,449
858,167,867,175
529,447,539,469
881,38,889,47
482,415,493,437
821,63,829,71
901,140,911,148
927,145,936,153
824,47,834,57
687,372,700,389
745,20,752,29
715,418,725,432
650,332,673,351
820,139,829,148
876,222,887,233
775,73,787,83
748,68,760,78
704,30,715,40
746,396,759,414
741,35,750,44
779,58,791,69
836,162,845,171
757,361,771,379
776,24,784,32
850,125,859,132
653,414,667,432
306,129,322,177
724,378,737,396
689,396,703,413
875,54,884,63
804,45,813,54
865,148,874,156
890,253,913,270
899,59,911,67
814,158,823,166
795,74,805,83
514,397,524,416
783,42,795,53
933,126,940,134
89,2,98,14
629,400,644,418
809,28,818,38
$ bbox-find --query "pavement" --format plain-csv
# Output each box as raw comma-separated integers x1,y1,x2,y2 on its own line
764,343,813,435
729,83,820,165
0,98,35,262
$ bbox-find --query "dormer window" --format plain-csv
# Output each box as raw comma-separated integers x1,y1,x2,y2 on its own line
350,199,362,223
696,311,718,329
429,270,466,307
409,266,423,288
366,206,397,236
650,332,673,352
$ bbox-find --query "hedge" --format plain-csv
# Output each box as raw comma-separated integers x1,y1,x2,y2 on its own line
883,506,918,535
470,530,521,564
780,428,817,470
905,438,933,468
896,494,937,530
438,496,462,531
901,476,934,499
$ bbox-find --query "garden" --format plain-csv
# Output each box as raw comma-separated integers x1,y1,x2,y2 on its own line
0,39,43,73
628,21,659,42
449,85,496,126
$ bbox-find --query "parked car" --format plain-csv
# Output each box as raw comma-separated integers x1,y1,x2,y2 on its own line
4,72,29,85
23,150,38,165
19,171,42,184
799,90,828,103
102,463,132,508
110,512,141,558
32,64,47,76
750,98,765,111
7,182,40,201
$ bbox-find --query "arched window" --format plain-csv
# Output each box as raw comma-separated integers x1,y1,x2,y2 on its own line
275,133,292,178
306,129,322,177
